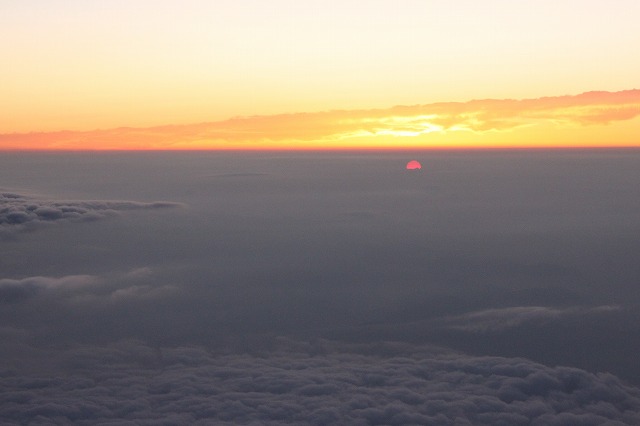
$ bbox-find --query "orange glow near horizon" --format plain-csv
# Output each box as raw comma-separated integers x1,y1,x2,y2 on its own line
2,2,640,149
1,90,639,150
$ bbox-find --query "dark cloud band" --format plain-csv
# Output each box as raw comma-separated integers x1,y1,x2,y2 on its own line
1,192,182,236
1,339,639,425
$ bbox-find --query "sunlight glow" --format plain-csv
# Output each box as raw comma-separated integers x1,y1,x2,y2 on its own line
1,89,639,150
1,1,639,149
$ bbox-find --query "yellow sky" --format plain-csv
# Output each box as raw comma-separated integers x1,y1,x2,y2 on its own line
2,89,639,149
1,1,639,149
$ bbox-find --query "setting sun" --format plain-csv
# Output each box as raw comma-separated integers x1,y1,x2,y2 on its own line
406,160,422,170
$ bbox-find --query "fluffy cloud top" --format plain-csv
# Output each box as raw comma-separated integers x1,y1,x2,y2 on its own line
0,270,175,305
1,339,639,425
1,192,182,237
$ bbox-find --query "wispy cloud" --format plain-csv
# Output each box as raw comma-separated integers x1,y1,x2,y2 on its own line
0,275,98,304
1,90,638,149
436,305,622,333
1,191,183,237
0,268,175,305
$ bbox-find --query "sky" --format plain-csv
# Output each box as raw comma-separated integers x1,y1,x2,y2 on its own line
3,1,640,424
1,0,639,148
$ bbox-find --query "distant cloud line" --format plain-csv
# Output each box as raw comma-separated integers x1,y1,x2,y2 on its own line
0,191,182,237
436,305,622,332
1,90,638,149
0,269,174,305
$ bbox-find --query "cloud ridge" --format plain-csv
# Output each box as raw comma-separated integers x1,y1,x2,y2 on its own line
1,192,182,237
1,339,639,425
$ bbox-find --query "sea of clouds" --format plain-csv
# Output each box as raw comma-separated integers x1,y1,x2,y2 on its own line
2,151,640,424
2,339,640,425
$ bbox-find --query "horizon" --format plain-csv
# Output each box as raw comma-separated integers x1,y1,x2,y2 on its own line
3,1,640,424
2,1,640,150
2,89,639,149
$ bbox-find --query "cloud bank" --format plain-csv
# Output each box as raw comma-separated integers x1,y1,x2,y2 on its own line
435,305,623,333
1,191,182,237
1,339,639,425
3,151,640,424
1,90,638,149
0,275,97,304
0,270,175,305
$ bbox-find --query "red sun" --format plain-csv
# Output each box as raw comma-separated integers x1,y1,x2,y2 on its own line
406,160,422,170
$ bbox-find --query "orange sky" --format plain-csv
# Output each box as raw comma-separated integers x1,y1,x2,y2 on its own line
1,1,639,149
2,90,639,150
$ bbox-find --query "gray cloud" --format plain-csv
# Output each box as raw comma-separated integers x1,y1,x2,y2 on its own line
0,270,175,305
1,339,639,425
0,275,97,304
2,151,640,423
0,191,182,237
435,305,623,333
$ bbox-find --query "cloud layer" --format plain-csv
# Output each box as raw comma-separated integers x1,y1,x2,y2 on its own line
1,339,639,425
0,275,97,304
2,151,640,424
0,270,175,306
1,90,638,149
435,305,622,333
1,191,182,237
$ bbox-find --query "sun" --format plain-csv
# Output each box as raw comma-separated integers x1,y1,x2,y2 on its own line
406,160,422,170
